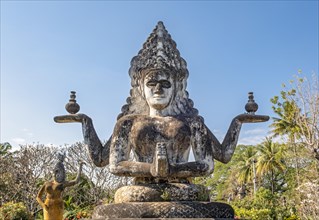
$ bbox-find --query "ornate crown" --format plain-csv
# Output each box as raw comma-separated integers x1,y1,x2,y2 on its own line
129,21,189,86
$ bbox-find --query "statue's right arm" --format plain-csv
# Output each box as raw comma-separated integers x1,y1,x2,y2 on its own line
36,184,48,211
54,114,110,167
81,116,110,167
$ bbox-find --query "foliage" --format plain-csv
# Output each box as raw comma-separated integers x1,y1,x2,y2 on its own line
271,71,319,161
63,205,92,220
0,202,32,220
256,138,286,194
296,181,319,219
234,206,272,220
236,145,257,185
0,142,127,219
197,139,300,218
194,145,249,201
0,143,12,156
270,71,319,218
0,144,57,212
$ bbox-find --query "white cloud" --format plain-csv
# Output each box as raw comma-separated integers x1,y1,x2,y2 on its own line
238,135,266,145
12,138,26,145
271,135,285,144
21,128,33,137
243,128,267,135
238,127,271,145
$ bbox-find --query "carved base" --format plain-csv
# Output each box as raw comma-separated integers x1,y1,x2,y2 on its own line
92,201,234,219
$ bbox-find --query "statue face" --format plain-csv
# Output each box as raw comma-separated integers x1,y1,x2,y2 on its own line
54,168,66,183
144,71,174,111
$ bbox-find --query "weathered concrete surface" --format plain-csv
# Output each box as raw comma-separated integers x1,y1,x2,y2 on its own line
92,202,234,219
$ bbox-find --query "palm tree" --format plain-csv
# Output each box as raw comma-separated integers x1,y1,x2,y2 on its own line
256,138,286,194
270,98,302,187
270,99,301,138
228,145,258,198
236,146,257,184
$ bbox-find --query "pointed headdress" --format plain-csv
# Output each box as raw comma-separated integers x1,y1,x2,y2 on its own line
129,21,189,86
118,21,198,119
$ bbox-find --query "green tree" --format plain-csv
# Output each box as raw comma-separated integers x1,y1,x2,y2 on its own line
271,71,319,162
271,93,303,188
235,146,258,197
270,71,319,218
0,142,12,156
236,146,257,185
256,138,286,195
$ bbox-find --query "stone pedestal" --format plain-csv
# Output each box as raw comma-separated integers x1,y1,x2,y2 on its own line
114,183,209,203
91,184,234,219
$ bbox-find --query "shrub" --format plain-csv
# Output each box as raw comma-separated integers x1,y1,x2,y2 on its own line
234,206,272,220
0,202,32,220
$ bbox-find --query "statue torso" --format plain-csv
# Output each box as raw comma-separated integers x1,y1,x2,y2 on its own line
121,115,192,164
43,181,64,219
45,181,64,200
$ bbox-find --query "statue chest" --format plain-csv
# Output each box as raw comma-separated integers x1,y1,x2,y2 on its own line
130,116,191,162
45,182,63,198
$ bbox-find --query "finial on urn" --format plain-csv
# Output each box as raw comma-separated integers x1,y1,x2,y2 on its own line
245,92,258,114
65,91,80,114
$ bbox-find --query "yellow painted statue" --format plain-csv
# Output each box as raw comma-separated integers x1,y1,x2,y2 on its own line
36,153,83,220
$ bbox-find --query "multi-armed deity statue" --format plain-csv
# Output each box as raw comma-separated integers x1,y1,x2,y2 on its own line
55,21,268,218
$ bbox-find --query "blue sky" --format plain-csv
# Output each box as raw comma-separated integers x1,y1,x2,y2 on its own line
1,1,318,150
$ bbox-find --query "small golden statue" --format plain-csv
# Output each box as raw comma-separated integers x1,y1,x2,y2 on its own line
36,152,84,220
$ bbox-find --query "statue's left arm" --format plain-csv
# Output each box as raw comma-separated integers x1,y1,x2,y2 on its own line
169,114,269,178
206,114,269,163
165,114,269,178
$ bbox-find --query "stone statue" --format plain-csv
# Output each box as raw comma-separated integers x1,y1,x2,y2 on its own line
36,153,84,220
54,21,269,218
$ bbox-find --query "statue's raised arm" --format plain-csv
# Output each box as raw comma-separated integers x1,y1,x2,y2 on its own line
190,112,268,169
215,112,269,163
54,92,110,167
